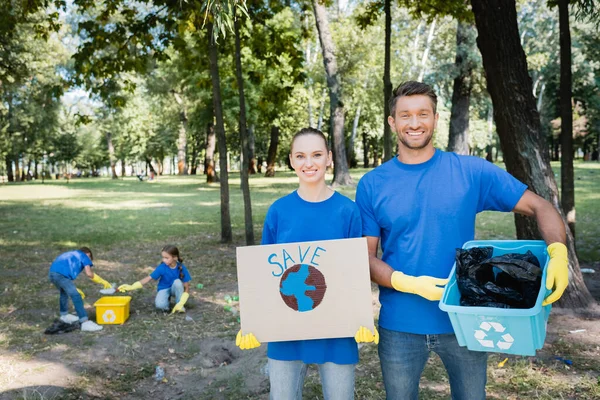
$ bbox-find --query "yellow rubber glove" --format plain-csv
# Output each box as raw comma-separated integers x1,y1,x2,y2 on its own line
236,330,261,350
76,288,86,300
91,273,112,289
542,242,569,306
355,326,379,344
171,292,190,313
391,271,449,301
117,281,143,292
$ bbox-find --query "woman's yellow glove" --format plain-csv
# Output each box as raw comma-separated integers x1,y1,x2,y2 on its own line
117,281,143,292
171,292,189,313
542,242,569,306
76,288,86,299
391,271,449,301
355,326,379,344
236,330,261,350
91,273,112,289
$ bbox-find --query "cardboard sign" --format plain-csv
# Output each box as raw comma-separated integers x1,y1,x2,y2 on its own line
236,237,374,343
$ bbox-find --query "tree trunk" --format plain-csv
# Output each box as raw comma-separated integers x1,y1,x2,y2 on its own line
317,88,327,131
190,137,199,175
14,157,20,181
558,0,575,239
418,18,437,81
235,17,255,246
312,0,352,186
362,131,369,168
248,125,257,174
120,159,125,177
205,122,218,183
208,21,232,243
348,103,362,168
447,21,475,155
171,90,189,175
106,132,118,179
26,159,32,180
5,156,13,182
471,0,594,309
265,125,279,178
383,0,393,162
145,157,157,174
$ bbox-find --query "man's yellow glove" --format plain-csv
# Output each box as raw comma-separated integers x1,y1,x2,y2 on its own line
355,326,379,344
171,292,189,313
76,288,86,299
91,273,112,289
117,281,143,292
542,242,569,306
236,330,261,350
391,271,449,301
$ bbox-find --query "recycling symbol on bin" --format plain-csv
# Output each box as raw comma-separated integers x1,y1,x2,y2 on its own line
102,309,116,323
473,321,514,350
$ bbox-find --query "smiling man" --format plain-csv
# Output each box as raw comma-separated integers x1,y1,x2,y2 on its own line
355,81,569,400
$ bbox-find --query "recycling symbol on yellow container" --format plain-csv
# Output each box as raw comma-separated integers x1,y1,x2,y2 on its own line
473,321,514,350
102,309,116,323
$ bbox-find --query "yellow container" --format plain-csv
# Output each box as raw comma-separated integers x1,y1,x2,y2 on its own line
93,296,132,325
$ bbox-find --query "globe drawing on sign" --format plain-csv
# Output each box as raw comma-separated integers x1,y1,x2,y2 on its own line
279,264,327,312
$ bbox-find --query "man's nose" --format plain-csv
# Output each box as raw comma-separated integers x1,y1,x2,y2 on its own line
408,115,419,128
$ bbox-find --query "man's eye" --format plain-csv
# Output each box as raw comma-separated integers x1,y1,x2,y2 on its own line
421,113,429,117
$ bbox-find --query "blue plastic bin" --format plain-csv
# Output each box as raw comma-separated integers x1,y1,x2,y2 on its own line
439,240,551,356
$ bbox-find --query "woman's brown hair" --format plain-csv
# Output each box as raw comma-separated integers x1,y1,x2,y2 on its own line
162,245,184,280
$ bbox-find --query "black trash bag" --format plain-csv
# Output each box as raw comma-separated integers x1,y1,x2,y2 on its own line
44,319,80,334
455,247,543,309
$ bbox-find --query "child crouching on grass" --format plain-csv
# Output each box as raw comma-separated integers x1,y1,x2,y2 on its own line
48,247,113,332
118,245,191,313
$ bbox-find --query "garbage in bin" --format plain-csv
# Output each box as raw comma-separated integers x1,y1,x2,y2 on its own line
456,247,543,309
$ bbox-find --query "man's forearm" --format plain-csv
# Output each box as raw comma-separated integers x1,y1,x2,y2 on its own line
534,201,567,246
369,255,395,289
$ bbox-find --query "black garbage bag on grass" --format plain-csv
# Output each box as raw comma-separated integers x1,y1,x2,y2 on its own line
455,247,543,309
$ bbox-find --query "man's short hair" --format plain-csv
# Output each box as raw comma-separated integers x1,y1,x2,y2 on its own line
79,246,93,261
389,81,438,117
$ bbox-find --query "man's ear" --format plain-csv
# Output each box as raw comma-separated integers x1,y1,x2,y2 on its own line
387,115,395,131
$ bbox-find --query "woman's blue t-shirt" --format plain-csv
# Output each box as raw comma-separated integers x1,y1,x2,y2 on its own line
261,190,363,365
150,262,192,291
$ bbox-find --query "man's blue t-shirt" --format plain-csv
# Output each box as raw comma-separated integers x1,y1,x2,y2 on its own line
49,250,93,280
355,149,527,334
150,263,192,291
262,190,363,365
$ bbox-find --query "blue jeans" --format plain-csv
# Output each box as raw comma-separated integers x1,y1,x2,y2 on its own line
48,271,88,322
155,279,184,310
268,358,355,400
378,327,487,400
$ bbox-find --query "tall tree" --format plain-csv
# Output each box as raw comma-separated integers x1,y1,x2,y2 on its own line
312,0,352,186
234,16,254,246
171,90,189,175
208,21,232,243
265,125,279,178
471,0,594,308
447,21,476,155
205,122,218,183
383,0,393,161
558,0,575,238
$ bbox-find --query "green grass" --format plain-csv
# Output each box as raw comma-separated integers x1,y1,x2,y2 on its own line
0,161,599,399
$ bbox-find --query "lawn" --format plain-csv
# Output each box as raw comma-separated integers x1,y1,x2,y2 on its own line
0,161,599,399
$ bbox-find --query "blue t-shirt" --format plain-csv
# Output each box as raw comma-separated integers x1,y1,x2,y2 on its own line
49,250,93,280
262,190,363,365
150,262,192,291
355,149,527,334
